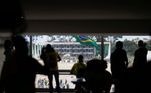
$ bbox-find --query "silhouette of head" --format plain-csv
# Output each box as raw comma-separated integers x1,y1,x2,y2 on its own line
4,39,13,50
46,44,54,52
87,59,102,71
116,41,123,49
12,35,28,55
78,55,83,62
88,59,107,71
46,44,52,49
138,40,144,47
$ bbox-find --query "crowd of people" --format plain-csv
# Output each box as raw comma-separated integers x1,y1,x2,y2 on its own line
0,35,150,93
70,40,150,93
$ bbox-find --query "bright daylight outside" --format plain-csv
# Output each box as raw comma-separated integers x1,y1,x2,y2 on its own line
24,35,151,90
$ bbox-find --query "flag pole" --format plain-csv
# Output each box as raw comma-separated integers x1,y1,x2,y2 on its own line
101,35,104,60
29,35,32,57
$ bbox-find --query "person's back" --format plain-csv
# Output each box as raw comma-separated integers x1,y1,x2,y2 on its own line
45,51,58,70
110,41,128,93
85,59,112,93
71,55,86,93
144,61,151,93
44,44,61,71
41,44,61,93
71,55,86,78
133,40,148,70
71,62,86,78
111,48,128,76
12,55,43,93
3,40,13,62
111,41,128,78
0,40,13,93
7,35,44,93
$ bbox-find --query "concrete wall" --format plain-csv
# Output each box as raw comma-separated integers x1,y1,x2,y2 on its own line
24,20,151,35
0,47,5,77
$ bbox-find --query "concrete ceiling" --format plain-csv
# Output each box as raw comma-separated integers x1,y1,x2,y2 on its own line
21,0,151,20
0,0,151,34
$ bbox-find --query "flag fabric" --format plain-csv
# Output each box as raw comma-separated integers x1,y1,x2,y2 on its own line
74,35,100,54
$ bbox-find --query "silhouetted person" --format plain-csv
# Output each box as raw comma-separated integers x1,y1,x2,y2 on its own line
40,46,46,62
110,41,128,93
130,60,151,93
85,59,112,93
119,61,151,93
3,40,13,62
71,55,86,93
133,40,148,71
124,40,148,93
40,44,61,93
71,55,86,78
2,35,44,93
0,40,13,93
144,60,151,93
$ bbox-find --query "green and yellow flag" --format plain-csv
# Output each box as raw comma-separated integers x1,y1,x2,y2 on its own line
74,35,100,55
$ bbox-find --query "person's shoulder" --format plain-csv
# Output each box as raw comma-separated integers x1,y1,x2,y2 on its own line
81,62,87,66
49,51,58,55
74,62,79,65
72,62,79,67
144,47,148,51
122,49,127,53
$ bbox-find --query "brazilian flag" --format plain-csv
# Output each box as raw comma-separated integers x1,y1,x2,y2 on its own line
74,35,100,55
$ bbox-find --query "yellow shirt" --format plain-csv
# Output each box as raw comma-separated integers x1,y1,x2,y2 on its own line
71,62,86,77
45,52,61,71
